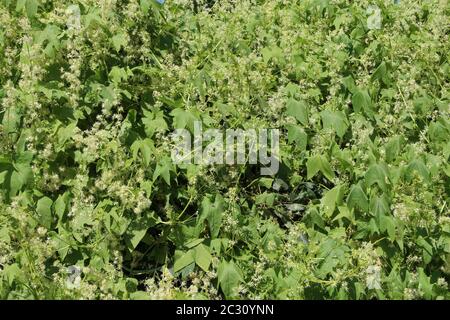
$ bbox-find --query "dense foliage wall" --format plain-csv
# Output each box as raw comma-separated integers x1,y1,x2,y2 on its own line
0,0,449,299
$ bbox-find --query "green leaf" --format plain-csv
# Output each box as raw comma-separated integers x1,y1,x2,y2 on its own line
142,109,168,137
153,156,173,185
131,138,154,166
170,108,198,131
174,249,195,273
347,184,369,212
286,99,308,125
109,66,132,84
261,45,283,63
35,25,61,58
332,205,354,223
287,125,307,150
16,0,26,12
258,177,273,189
370,196,389,217
383,215,396,240
54,193,67,221
57,122,77,148
371,61,387,82
2,105,20,135
0,171,7,185
111,33,127,52
36,197,53,229
352,89,373,117
140,0,151,14
405,160,430,183
306,155,321,180
139,140,153,166
194,244,212,271
218,260,243,299
26,0,38,18
342,75,357,94
130,291,150,300
307,155,335,181
185,238,204,249
126,227,147,251
16,0,38,18
51,231,72,260
321,185,345,218
416,236,433,265
125,212,157,251
365,164,388,190
320,110,349,138
0,227,10,244
255,192,276,206
201,194,225,239
418,268,433,299
385,135,403,163
9,170,23,197
320,160,335,181
3,264,25,286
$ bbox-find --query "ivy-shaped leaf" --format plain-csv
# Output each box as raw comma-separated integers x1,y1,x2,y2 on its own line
131,138,154,166
170,108,198,132
320,110,349,138
365,163,389,191
287,125,307,150
286,99,308,126
153,156,174,185
347,184,369,212
307,155,335,181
